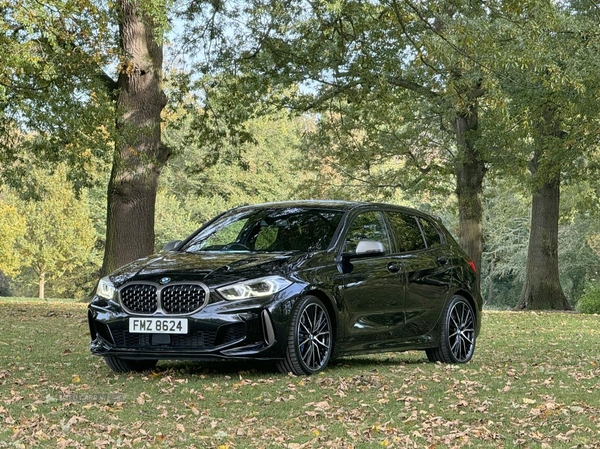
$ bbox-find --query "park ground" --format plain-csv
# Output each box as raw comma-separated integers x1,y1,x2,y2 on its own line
0,299,598,448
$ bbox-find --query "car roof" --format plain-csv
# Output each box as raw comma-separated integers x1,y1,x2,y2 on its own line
228,200,435,218
231,200,366,211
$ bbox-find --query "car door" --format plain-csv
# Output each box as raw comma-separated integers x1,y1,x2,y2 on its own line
337,210,406,351
385,211,451,338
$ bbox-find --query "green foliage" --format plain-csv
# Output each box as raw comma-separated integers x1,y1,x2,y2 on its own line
154,192,198,252
206,0,494,191
1,161,107,299
9,165,97,299
2,0,600,308
0,273,11,296
481,179,600,308
0,0,115,191
295,104,456,204
177,1,600,311
483,0,600,186
558,213,600,303
577,283,600,314
157,109,309,245
0,195,26,276
481,181,530,308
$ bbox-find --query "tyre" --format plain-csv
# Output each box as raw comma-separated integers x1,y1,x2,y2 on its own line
426,295,476,363
104,356,158,373
277,296,332,375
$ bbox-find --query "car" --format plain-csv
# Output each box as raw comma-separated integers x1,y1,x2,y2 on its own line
88,200,482,375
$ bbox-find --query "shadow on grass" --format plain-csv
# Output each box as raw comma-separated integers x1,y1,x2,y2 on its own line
152,352,430,377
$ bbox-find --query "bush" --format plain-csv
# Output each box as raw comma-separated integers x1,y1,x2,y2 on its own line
577,283,600,314
0,271,11,296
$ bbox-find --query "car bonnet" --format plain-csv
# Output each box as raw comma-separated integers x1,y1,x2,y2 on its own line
108,250,297,288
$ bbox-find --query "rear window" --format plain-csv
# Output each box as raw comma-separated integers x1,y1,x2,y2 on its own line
386,212,426,253
418,217,443,248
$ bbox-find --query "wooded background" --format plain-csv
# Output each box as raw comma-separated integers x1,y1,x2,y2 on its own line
1,0,600,310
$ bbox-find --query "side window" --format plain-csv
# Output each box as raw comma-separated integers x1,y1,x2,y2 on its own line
387,212,426,253
344,211,390,253
418,217,442,248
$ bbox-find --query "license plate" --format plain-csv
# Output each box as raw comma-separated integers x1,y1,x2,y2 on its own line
129,318,188,334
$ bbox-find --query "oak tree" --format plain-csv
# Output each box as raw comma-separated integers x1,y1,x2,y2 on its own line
181,0,498,281
485,1,600,309
2,0,171,275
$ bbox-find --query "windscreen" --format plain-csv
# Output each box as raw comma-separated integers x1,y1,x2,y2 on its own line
182,207,344,253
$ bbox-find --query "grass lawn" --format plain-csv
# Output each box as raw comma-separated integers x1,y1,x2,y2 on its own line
0,299,598,448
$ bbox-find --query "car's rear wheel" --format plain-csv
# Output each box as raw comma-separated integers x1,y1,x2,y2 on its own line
426,295,476,363
104,356,158,373
277,296,332,375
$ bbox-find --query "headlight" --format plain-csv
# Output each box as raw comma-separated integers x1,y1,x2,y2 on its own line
217,276,292,300
96,276,116,301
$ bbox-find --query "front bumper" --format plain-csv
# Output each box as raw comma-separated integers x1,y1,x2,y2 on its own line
87,293,295,362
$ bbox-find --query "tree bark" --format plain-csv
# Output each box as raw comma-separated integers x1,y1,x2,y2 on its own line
454,104,486,285
487,255,495,302
516,152,570,310
516,100,570,311
39,270,45,300
101,0,170,275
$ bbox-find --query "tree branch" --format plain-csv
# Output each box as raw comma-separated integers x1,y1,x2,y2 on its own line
386,75,438,99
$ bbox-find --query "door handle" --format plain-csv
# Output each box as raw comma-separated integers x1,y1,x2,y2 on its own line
387,262,401,273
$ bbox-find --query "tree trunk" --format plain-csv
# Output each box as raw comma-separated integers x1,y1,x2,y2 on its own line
516,101,570,311
101,0,170,275
454,106,486,285
487,255,495,302
39,270,45,300
516,152,570,310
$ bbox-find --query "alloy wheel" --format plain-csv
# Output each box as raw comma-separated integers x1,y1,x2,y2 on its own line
448,299,475,362
297,302,331,371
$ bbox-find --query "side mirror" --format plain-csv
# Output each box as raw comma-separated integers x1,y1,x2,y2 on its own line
342,240,386,260
356,240,385,256
339,240,385,274
162,240,182,251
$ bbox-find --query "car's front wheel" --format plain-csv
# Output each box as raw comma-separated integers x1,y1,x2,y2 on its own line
277,296,332,375
426,295,476,363
104,356,158,373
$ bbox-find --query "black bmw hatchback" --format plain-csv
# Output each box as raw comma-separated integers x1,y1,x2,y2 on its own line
88,200,482,375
